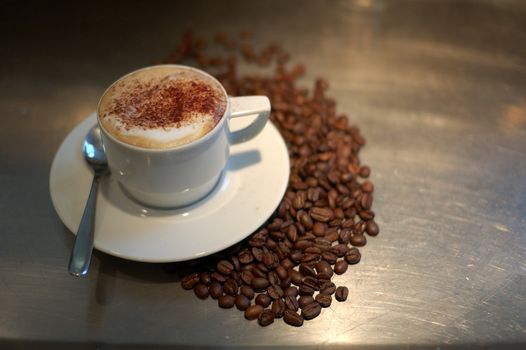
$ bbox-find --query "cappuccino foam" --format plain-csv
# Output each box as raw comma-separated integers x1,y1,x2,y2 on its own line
99,66,227,149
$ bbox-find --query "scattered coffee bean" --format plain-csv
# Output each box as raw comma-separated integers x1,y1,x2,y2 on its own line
218,295,235,309
315,260,333,277
245,304,264,320
350,233,367,247
316,293,332,307
199,272,212,285
181,273,199,290
320,282,336,295
239,285,255,300
217,260,234,275
285,295,299,311
284,286,299,298
301,301,322,320
235,294,251,311
223,278,238,296
335,286,349,302
267,284,284,299
345,247,362,264
258,309,275,327
271,298,286,318
284,310,304,327
251,277,269,292
334,260,348,275
255,294,272,308
290,269,304,286
298,295,315,308
209,282,223,299
365,220,380,236
193,283,209,299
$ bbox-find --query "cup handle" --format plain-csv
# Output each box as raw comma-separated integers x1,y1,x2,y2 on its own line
228,96,271,145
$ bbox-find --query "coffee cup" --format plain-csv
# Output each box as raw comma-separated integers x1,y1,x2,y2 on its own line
97,64,270,208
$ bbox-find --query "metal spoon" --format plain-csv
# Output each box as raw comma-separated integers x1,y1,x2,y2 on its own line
68,125,109,277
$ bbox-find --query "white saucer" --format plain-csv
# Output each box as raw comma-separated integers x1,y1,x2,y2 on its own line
49,113,289,262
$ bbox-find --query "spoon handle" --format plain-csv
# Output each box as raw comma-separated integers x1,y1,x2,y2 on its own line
68,175,101,276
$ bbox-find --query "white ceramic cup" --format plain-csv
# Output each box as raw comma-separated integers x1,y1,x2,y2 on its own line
97,65,270,208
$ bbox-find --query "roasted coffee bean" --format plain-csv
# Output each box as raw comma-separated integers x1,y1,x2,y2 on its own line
298,295,315,308
251,277,269,292
316,272,332,281
286,225,298,242
290,269,304,286
301,275,320,290
281,258,295,270
211,271,227,283
235,294,251,311
238,249,253,264
310,207,334,222
341,218,354,229
199,272,212,285
240,270,255,285
339,228,352,244
298,284,315,296
209,282,223,299
268,271,280,286
325,229,339,243
290,251,304,263
320,282,336,295
335,286,349,301
334,260,348,275
299,212,313,229
359,210,375,221
359,166,370,178
193,283,209,299
181,273,199,290
223,278,238,296
276,265,288,280
365,220,379,236
279,274,292,290
299,264,317,277
217,260,234,275
302,253,320,265
294,239,313,251
239,285,255,300
255,294,272,307
285,295,299,311
271,298,286,318
331,243,350,257
258,309,275,327
245,304,264,320
362,180,374,193
313,237,332,251
321,251,338,265
252,247,263,262
230,256,241,271
301,301,322,320
267,218,283,231
350,233,367,247
267,284,284,299
312,222,327,236
304,246,323,255
345,247,362,264
315,260,333,277
218,295,235,308
284,310,304,327
316,293,332,307
284,286,299,298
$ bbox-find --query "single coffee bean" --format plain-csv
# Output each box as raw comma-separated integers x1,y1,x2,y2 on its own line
298,295,315,308
331,243,349,257
321,251,338,265
315,260,333,277
271,298,286,318
181,273,199,290
362,180,374,193
268,271,280,286
286,225,298,242
301,301,322,320
284,286,299,298
239,285,255,300
345,247,362,264
255,294,272,307
245,304,264,320
339,228,352,244
304,246,323,255
238,249,254,264
365,220,379,236
298,284,315,296
240,270,255,285
294,239,313,251
251,277,269,292
359,209,375,221
251,247,263,262
316,293,332,307
199,272,212,285
193,283,209,299
335,286,349,301
334,260,348,275
350,233,367,247
218,295,235,308
209,281,223,299
276,265,288,280
211,271,226,283
284,309,304,327
235,294,251,311
281,258,295,270
267,284,284,299
324,229,339,243
230,256,241,271
252,266,267,279
285,295,299,311
316,272,332,281
309,207,334,222
301,275,320,290
312,222,327,236
359,165,370,178
258,309,275,327
290,269,304,286
279,274,292,290
290,250,304,264
217,260,234,275
299,264,317,277
320,281,336,295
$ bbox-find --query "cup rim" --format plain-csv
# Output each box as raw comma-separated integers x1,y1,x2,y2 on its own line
97,64,230,153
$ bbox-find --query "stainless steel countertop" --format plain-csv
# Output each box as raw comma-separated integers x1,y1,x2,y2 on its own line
1,0,525,348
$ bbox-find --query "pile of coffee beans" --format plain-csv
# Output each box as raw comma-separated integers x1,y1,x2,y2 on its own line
164,31,379,327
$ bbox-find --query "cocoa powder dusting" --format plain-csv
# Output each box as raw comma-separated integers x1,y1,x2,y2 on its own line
108,77,225,130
